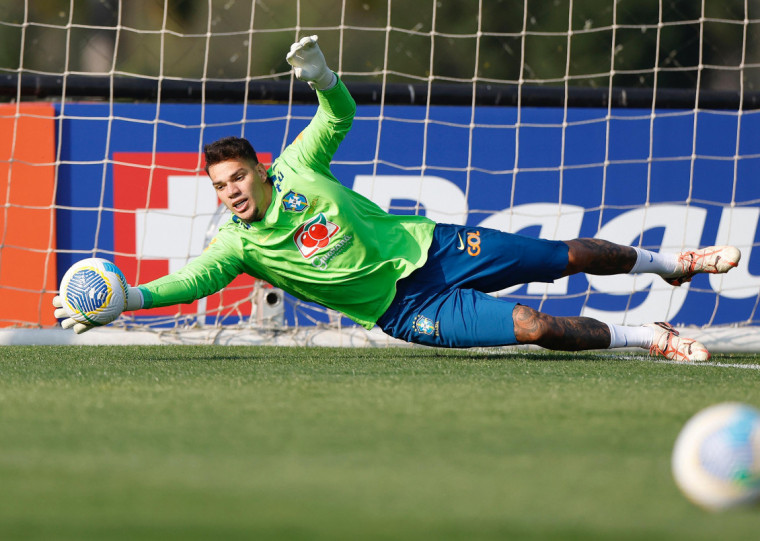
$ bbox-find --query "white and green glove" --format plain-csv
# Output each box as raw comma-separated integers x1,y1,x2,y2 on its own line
286,35,337,90
53,287,143,334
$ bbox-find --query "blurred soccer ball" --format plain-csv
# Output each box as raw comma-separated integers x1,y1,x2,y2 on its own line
59,257,128,326
672,402,760,511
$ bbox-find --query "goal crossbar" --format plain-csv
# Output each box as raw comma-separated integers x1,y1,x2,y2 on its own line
3,73,759,110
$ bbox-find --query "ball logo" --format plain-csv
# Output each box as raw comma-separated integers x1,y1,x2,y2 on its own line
293,213,340,258
66,269,111,313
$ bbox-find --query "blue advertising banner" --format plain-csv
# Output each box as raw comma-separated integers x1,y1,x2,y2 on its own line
55,101,760,327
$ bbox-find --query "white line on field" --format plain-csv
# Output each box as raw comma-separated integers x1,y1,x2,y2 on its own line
652,360,760,370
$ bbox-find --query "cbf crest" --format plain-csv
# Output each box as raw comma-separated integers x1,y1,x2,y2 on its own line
412,314,438,336
282,190,309,212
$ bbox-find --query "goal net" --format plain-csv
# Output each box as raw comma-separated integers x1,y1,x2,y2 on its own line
1,0,758,349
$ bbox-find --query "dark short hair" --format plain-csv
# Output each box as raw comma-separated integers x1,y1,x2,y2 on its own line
203,136,258,173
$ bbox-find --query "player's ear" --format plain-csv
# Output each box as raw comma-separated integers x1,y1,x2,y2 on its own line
255,162,268,182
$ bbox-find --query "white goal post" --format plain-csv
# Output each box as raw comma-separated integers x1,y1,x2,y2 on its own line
0,1,758,350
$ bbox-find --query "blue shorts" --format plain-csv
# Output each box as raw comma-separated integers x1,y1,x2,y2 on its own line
376,223,569,348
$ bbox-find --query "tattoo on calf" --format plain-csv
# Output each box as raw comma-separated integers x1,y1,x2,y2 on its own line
568,238,637,275
513,305,611,351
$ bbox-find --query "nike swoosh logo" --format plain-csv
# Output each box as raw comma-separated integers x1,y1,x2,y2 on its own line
649,254,654,262
457,233,465,250
624,337,628,347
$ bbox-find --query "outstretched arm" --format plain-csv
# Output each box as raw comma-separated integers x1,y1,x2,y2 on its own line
281,36,356,172
54,236,243,334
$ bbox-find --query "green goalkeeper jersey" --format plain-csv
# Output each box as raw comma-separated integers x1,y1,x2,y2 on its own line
137,77,436,329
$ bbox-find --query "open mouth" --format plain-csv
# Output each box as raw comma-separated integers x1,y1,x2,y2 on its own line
232,199,248,212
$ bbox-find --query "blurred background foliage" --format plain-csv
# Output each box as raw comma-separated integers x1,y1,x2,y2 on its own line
0,0,758,92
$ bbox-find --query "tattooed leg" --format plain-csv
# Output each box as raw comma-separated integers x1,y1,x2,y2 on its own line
563,238,637,276
512,304,611,350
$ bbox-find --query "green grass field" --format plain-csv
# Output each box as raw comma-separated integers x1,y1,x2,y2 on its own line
1,345,759,540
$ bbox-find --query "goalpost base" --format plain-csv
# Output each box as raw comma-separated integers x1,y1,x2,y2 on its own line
2,326,759,353
0,327,407,348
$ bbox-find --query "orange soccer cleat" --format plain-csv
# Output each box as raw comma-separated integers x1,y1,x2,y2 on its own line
645,322,710,362
663,246,741,286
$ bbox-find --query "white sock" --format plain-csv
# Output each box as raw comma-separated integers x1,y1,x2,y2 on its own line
606,323,655,349
629,247,679,276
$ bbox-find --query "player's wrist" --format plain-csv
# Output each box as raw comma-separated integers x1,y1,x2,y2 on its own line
311,71,337,91
126,286,144,311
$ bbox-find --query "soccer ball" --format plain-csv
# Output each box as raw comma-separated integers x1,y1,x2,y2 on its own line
672,402,760,511
59,258,128,326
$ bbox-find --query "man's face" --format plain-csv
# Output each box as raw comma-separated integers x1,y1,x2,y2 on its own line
208,158,272,223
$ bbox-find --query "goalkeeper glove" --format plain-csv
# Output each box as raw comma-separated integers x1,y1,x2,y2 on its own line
53,287,144,335
286,35,337,90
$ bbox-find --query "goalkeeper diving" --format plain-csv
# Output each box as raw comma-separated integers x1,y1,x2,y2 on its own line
54,36,741,361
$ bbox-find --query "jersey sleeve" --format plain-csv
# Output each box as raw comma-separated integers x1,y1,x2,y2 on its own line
278,75,356,174
136,234,243,309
